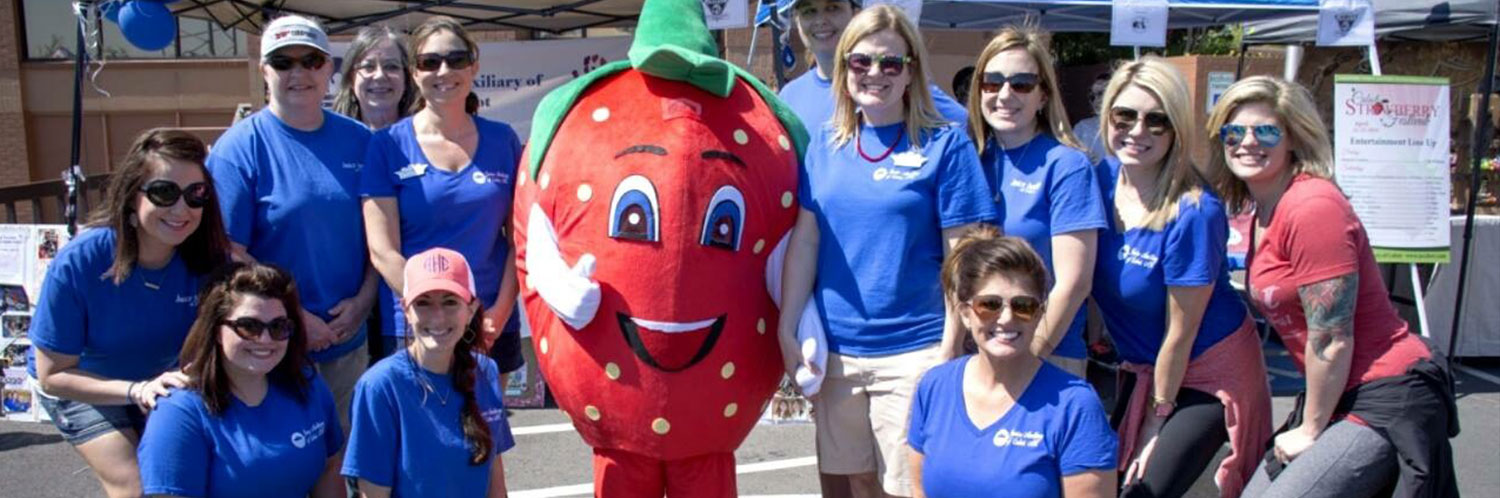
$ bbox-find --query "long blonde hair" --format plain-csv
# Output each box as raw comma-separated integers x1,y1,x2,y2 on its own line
828,5,945,148
1204,76,1334,214
1101,57,1202,231
966,25,1083,155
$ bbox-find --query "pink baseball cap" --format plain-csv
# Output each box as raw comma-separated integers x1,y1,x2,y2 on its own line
402,248,477,304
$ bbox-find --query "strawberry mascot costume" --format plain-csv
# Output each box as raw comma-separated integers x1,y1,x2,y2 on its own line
512,0,807,494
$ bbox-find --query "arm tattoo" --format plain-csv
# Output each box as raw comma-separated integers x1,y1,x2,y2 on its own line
1298,273,1358,362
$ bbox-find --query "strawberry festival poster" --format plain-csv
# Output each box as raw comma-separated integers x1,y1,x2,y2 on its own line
1333,74,1451,263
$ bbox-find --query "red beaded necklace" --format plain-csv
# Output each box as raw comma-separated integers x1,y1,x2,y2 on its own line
856,125,905,163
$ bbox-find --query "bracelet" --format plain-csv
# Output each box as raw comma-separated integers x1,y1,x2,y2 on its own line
126,381,139,404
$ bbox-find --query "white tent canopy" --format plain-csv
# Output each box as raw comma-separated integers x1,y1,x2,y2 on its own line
171,0,645,34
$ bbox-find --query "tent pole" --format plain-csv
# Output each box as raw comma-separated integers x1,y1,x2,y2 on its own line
1235,42,1248,79
1449,21,1500,364
66,1,90,236
769,18,788,87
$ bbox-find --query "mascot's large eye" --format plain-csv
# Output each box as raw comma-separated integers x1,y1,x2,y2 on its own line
609,175,660,242
700,186,745,251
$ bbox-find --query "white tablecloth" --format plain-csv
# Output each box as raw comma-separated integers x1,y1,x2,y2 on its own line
1425,215,1500,357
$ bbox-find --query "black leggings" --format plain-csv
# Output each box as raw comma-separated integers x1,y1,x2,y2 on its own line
1112,378,1229,498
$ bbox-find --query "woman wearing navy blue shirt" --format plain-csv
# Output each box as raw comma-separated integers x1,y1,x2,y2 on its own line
910,227,1115,498
362,16,523,378
963,26,1107,378
343,248,514,497
1091,58,1271,497
30,129,231,497
777,6,997,496
138,263,344,498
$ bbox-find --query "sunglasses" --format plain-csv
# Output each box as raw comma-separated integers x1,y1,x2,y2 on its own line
845,52,912,77
1219,124,1284,148
140,180,210,209
965,294,1043,323
979,72,1040,95
265,53,328,72
414,51,475,72
222,316,296,341
1109,107,1174,136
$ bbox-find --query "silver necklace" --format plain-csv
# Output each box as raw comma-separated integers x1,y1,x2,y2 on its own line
406,352,450,406
993,134,1038,202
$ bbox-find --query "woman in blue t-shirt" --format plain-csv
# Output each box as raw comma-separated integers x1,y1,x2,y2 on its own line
777,6,997,496
138,263,344,498
30,129,230,497
1091,58,1271,497
962,26,1107,378
910,227,1116,498
361,16,524,380
343,248,514,497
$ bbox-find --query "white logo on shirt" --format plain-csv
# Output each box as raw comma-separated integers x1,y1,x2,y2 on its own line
872,167,919,182
175,294,197,306
396,163,429,180
343,162,364,172
1008,178,1042,195
473,171,512,185
1117,243,1159,269
993,428,1045,448
482,407,505,424
290,421,326,449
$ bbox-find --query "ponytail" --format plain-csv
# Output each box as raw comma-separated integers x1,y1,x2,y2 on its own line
451,312,493,465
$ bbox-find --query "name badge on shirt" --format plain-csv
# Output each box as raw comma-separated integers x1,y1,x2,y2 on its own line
891,150,926,168
396,163,429,180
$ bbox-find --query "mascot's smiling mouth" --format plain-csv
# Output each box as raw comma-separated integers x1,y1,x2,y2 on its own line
616,312,725,372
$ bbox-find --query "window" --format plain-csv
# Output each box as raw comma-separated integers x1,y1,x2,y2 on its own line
23,0,246,60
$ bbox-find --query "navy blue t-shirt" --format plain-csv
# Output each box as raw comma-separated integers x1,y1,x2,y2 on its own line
208,109,372,362
778,69,968,138
1092,158,1247,364
980,134,1107,359
27,228,200,380
909,358,1116,498
800,122,997,356
138,373,344,498
343,350,515,496
361,116,521,337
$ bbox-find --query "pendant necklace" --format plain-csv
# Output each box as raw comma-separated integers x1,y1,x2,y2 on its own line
407,351,450,406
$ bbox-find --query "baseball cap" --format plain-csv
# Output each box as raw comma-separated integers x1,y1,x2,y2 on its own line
402,248,477,305
260,15,331,60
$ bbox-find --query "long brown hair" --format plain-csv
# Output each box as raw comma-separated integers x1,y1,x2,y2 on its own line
966,25,1083,155
449,309,492,465
90,129,230,284
332,26,418,124
179,262,311,415
938,226,1050,360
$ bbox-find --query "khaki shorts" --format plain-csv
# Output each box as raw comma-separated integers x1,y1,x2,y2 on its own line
813,345,940,496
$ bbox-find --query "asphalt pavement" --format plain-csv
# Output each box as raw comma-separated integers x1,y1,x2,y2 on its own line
3,359,1497,497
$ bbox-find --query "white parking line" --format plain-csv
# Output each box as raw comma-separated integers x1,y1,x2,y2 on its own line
511,423,576,436
510,456,819,498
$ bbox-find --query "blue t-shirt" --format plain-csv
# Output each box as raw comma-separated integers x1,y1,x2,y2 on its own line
1092,158,1247,365
27,228,200,380
343,350,515,496
908,358,1116,498
980,134,1108,359
208,109,372,362
801,122,997,356
778,69,968,138
138,373,344,498
361,116,521,337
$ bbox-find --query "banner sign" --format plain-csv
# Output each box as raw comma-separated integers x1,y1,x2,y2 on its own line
1110,0,1168,47
0,224,71,422
330,36,632,139
703,0,750,29
1333,75,1451,263
1317,0,1375,47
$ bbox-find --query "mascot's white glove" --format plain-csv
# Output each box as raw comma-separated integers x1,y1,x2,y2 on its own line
765,231,827,396
527,204,601,330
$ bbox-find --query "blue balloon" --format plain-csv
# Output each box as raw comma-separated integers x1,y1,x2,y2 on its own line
118,0,177,51
102,1,122,23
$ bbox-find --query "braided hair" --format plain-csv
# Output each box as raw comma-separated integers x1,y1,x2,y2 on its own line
451,310,493,465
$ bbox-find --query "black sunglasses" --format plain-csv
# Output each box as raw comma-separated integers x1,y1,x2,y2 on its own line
1109,107,1173,136
966,294,1043,323
222,316,296,341
140,180,210,209
1219,124,1284,148
265,53,328,71
845,52,912,77
414,51,475,72
979,72,1040,95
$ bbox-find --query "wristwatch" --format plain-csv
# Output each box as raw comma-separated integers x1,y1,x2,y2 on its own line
1151,396,1176,418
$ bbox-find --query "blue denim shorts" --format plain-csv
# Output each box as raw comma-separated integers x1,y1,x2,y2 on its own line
37,393,145,445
